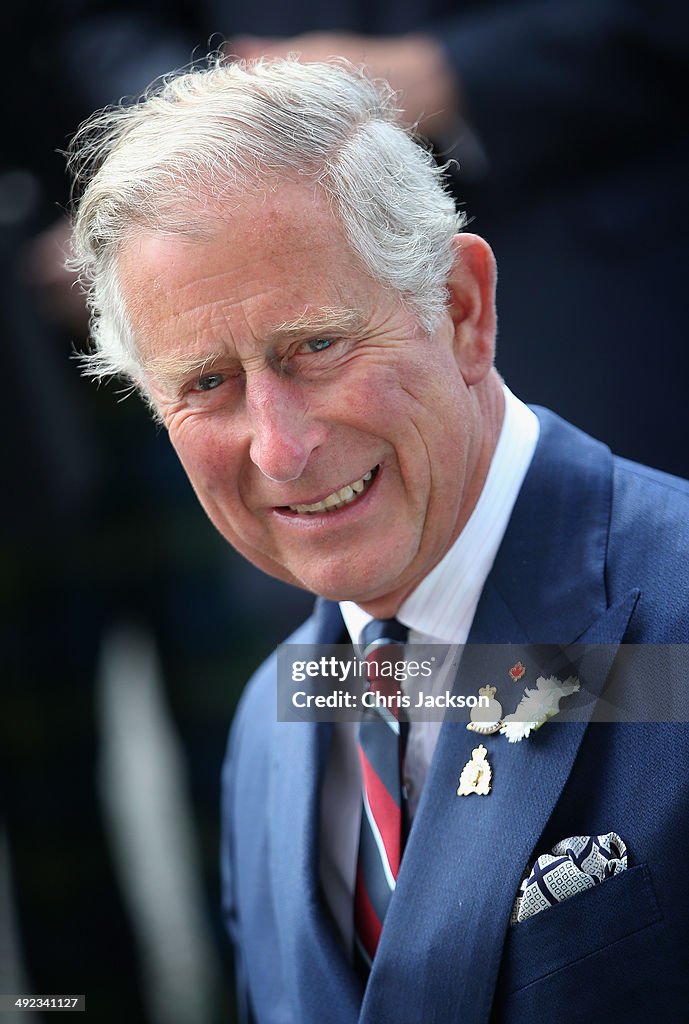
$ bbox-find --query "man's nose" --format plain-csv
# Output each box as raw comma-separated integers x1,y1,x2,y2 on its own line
245,372,324,483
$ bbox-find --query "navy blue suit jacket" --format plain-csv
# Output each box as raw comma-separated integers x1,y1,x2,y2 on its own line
221,409,689,1023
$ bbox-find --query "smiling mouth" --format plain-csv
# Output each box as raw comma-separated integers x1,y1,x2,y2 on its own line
281,466,379,515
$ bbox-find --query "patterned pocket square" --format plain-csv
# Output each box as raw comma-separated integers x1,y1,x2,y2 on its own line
511,832,628,925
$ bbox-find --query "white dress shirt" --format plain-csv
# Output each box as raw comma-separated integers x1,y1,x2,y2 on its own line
319,386,540,952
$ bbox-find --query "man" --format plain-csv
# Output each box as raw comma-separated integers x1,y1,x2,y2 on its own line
68,59,689,1022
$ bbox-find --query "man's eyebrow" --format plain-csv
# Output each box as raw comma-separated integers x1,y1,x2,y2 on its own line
265,307,366,341
145,352,225,391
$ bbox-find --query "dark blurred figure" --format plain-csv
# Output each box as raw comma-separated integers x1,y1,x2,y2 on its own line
2,7,313,1024
53,0,689,476
0,6,149,1022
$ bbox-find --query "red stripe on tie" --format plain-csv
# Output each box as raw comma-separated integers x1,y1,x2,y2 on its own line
354,863,382,960
366,670,404,721
358,747,402,879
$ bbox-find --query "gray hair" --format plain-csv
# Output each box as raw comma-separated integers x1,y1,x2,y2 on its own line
68,56,465,386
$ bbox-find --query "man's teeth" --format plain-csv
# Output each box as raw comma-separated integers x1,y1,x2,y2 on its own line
290,470,373,514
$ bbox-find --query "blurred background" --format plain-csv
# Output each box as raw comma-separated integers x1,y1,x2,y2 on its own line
1,1,687,1021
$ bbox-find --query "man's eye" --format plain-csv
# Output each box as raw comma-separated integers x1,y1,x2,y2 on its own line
196,373,225,392
299,338,334,354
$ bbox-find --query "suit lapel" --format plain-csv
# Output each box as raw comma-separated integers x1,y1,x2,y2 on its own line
477,407,612,645
361,411,640,1024
269,600,362,1023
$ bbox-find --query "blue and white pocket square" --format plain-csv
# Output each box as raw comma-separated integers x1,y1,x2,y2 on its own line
511,832,628,925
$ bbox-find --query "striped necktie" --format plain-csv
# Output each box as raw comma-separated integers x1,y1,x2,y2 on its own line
354,617,409,971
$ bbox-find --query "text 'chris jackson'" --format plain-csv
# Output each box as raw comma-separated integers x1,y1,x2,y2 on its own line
291,690,490,710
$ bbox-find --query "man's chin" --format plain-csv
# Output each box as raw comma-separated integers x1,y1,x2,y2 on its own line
227,538,412,608
287,563,408,610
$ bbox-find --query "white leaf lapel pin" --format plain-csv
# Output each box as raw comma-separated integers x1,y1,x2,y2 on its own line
499,675,580,743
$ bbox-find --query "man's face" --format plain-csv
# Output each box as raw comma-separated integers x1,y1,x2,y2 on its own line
119,183,497,614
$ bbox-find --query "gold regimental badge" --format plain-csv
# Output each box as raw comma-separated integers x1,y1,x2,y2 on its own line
457,744,492,796
467,685,503,736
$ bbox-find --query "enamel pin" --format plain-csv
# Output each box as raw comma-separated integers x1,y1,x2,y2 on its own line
509,661,526,682
457,744,492,796
466,684,503,735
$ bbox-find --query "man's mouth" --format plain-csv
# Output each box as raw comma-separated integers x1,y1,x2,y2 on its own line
283,466,378,515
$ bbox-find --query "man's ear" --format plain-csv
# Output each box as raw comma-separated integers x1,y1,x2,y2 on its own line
446,233,497,386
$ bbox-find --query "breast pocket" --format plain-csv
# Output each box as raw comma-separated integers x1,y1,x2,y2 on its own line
492,865,685,1023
